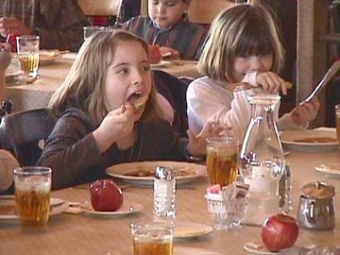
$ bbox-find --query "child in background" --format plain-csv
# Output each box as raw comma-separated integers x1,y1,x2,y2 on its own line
186,4,320,141
37,30,221,190
122,0,207,60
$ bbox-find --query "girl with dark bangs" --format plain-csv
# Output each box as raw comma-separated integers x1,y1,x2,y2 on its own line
186,4,320,142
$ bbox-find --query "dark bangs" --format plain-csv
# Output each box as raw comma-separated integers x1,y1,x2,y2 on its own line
235,23,275,57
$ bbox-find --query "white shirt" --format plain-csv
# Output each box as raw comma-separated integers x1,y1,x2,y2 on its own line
186,74,304,142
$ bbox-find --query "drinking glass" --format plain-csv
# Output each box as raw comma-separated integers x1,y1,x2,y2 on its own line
83,26,105,40
16,35,40,79
13,166,52,229
335,104,340,145
206,137,239,187
205,195,247,230
131,221,174,255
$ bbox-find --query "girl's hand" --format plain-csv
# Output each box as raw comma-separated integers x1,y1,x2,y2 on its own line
159,46,179,59
256,72,288,95
93,104,135,153
292,97,320,125
186,118,224,156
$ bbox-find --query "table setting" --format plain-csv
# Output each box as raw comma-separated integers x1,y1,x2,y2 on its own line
1,143,340,255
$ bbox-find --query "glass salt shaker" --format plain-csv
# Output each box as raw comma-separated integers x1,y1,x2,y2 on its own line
154,166,176,221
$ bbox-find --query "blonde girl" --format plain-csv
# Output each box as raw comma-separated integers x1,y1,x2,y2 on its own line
38,30,220,190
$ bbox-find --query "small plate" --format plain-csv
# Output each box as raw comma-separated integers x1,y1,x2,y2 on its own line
280,129,338,153
106,161,206,187
39,51,60,65
0,196,69,220
244,241,310,255
80,200,143,216
315,164,340,176
174,222,213,239
244,241,277,255
151,60,172,68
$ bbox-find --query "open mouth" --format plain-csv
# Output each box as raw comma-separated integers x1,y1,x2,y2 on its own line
128,93,147,112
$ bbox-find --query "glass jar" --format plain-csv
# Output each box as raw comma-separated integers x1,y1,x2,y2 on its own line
239,94,286,225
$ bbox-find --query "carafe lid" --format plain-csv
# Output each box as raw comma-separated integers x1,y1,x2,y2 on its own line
302,181,335,199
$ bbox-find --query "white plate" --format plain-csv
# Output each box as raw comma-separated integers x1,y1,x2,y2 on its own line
174,222,213,239
39,51,60,65
315,163,340,176
113,247,222,255
244,241,311,255
106,161,206,187
0,196,69,220
151,60,172,68
80,200,143,216
280,129,338,153
12,51,60,66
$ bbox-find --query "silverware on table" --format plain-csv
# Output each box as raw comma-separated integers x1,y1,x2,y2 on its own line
299,59,340,106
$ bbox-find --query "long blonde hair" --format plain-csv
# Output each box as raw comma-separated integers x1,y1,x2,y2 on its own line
198,4,284,83
48,30,161,123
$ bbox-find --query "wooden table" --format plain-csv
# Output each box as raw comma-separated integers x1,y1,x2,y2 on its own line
1,147,340,255
5,55,200,112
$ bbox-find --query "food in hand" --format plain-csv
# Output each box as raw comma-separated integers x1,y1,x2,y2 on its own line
90,179,123,212
6,33,19,53
133,95,147,112
261,214,299,252
149,44,162,64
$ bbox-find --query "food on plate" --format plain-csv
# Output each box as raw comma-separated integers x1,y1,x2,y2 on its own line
90,179,123,212
294,137,337,143
261,213,299,252
125,167,195,177
149,44,162,64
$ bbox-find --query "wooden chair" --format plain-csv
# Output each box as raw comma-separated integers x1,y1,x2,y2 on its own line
188,0,235,25
78,0,123,26
153,70,189,137
140,0,235,25
0,109,56,166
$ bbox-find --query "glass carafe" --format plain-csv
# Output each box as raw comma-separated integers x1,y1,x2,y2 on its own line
239,94,285,225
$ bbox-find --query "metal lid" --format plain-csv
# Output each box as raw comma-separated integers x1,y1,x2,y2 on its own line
302,181,335,199
155,166,174,181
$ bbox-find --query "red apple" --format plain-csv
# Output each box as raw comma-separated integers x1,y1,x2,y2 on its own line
6,33,19,53
261,214,299,252
90,179,124,212
149,44,162,64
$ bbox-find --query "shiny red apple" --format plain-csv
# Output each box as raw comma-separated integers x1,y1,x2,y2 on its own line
261,214,299,252
149,44,162,64
90,179,124,212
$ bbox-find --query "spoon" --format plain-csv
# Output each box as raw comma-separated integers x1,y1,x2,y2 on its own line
299,59,340,106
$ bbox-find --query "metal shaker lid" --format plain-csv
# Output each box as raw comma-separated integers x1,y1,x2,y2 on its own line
155,166,174,181
302,181,335,199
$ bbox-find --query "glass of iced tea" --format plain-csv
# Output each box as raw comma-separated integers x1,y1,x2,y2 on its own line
131,221,174,255
16,35,40,79
13,166,52,229
206,137,239,187
336,104,340,145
